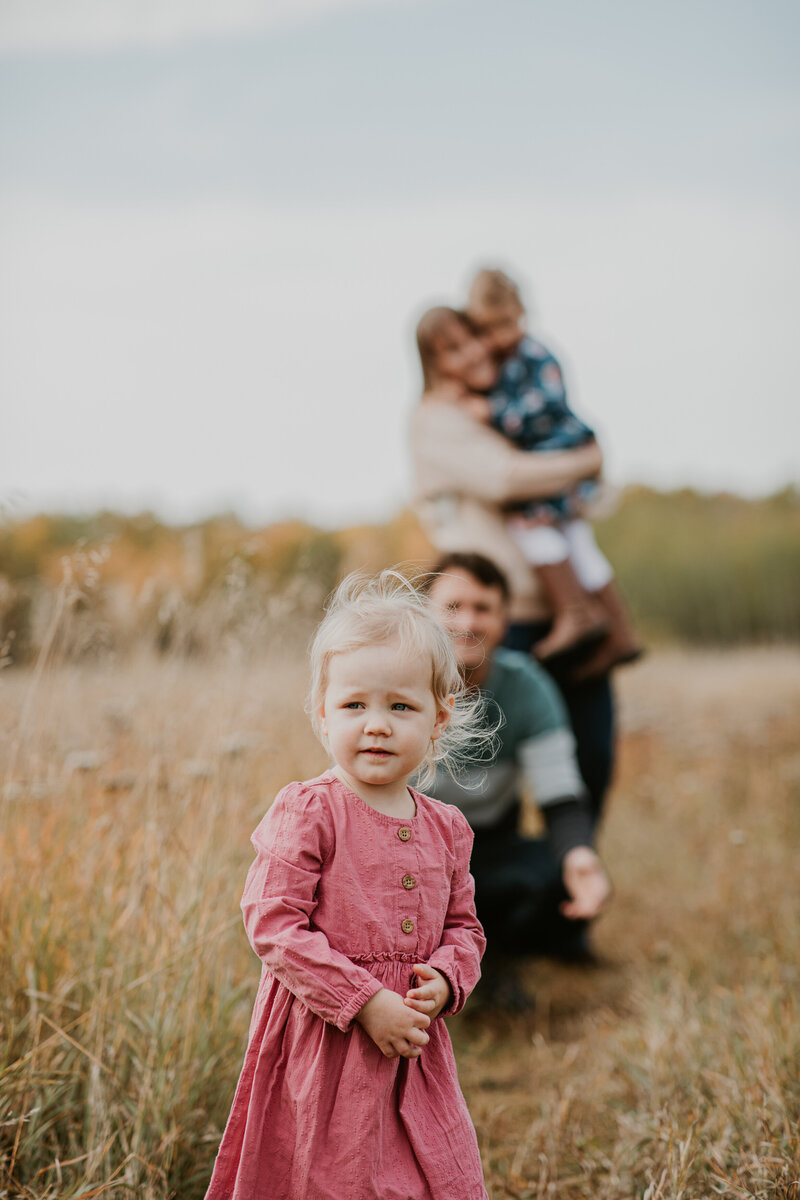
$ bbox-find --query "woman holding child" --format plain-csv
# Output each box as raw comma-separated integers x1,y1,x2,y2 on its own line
411,268,640,819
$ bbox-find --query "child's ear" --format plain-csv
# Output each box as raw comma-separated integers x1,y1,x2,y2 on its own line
431,695,454,741
317,707,328,737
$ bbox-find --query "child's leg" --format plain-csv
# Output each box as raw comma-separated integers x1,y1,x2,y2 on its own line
560,520,644,679
507,522,608,661
506,522,570,566
560,519,614,592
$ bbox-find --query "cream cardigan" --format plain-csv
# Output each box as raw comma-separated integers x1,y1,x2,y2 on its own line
410,397,604,622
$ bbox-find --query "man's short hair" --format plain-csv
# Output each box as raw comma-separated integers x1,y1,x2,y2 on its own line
428,552,511,603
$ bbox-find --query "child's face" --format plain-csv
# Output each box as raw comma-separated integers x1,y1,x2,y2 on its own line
471,305,524,358
431,318,497,392
319,642,451,793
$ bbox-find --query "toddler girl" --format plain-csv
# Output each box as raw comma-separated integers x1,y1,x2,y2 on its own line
204,571,489,1200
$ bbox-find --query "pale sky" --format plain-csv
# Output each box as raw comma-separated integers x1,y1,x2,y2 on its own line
2,0,798,526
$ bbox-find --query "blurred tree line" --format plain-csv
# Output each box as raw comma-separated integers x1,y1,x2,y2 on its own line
595,485,800,644
0,487,797,664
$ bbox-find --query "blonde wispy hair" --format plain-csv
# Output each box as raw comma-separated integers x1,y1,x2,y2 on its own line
467,267,524,317
307,569,495,789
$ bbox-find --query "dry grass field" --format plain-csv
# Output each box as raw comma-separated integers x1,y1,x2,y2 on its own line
1,647,798,1199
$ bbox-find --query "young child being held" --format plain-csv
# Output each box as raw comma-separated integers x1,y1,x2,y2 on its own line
465,267,643,677
204,572,489,1200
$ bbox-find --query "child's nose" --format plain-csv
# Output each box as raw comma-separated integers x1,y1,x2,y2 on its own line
364,708,391,733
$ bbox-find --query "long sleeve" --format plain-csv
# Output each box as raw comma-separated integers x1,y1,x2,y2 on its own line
499,652,594,860
427,814,486,1016
411,400,603,506
241,783,383,1032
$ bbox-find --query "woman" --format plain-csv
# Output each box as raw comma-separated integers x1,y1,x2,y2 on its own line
410,304,612,820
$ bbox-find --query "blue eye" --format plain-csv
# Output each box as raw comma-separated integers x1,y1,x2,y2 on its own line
392,703,411,711
344,702,364,709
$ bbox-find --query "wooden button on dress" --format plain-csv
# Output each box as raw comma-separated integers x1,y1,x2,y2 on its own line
402,874,416,890
397,827,411,842
401,919,414,934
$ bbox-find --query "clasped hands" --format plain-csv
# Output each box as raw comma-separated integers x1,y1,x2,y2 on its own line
356,963,451,1060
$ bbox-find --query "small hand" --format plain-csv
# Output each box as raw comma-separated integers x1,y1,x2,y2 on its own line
403,963,452,1020
567,490,587,518
560,846,612,920
509,510,555,529
459,394,493,424
356,988,431,1059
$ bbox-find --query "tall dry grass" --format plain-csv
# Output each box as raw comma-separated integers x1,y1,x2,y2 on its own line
1,647,799,1198
0,649,328,1198
457,650,800,1198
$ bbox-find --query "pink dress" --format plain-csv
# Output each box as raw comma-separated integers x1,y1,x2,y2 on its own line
205,771,487,1200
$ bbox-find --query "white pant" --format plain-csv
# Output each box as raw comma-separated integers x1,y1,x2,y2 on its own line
508,517,614,592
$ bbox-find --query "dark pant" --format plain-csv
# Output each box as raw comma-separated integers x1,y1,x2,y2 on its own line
471,622,616,957
471,803,575,956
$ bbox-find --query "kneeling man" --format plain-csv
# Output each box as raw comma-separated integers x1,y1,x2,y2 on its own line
426,553,611,985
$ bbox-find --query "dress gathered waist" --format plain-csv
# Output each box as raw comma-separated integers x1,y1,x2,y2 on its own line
347,951,418,964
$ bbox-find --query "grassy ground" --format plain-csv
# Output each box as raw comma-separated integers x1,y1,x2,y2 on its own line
1,648,798,1198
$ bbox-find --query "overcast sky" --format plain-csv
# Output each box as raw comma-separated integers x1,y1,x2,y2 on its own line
1,0,798,526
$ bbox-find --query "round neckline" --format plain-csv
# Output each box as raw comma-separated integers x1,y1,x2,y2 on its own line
323,770,422,826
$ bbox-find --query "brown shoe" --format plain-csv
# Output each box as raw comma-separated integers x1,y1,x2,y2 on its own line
532,560,609,661
571,581,645,681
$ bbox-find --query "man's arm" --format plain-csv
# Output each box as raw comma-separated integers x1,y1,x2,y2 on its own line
518,731,611,920
513,669,611,921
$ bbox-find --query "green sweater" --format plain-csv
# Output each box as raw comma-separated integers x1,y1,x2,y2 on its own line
431,648,591,857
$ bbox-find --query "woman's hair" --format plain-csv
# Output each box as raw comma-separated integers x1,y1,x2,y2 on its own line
307,569,494,789
415,305,469,392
